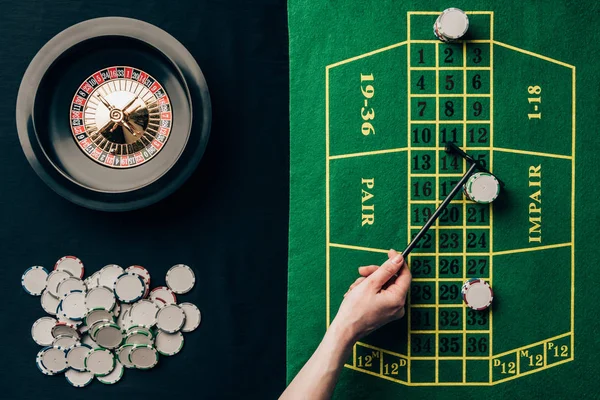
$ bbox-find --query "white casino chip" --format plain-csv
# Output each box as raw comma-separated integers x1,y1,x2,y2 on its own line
94,323,123,349
85,348,115,376
179,302,201,333
85,308,115,327
155,331,184,356
60,290,87,320
41,290,60,316
156,304,186,333
114,273,146,303
36,347,55,376
150,286,177,305
165,264,195,294
97,360,124,384
66,343,92,372
129,299,159,327
32,317,58,346
116,344,136,369
65,369,94,387
46,270,73,298
39,345,68,374
97,264,124,290
22,266,49,296
128,344,158,369
51,323,80,340
434,8,469,41
88,318,113,340
55,256,85,279
125,265,151,297
57,277,87,298
85,286,116,311
53,334,78,348
125,330,153,345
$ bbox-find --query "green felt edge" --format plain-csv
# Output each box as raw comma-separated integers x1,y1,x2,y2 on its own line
287,0,326,386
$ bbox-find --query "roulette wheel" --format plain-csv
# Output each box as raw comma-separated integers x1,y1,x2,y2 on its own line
16,17,211,211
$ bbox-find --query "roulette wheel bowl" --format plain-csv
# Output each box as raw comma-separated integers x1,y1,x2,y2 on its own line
16,17,211,211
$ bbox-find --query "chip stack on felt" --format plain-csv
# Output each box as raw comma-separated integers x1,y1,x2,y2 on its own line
23,257,202,387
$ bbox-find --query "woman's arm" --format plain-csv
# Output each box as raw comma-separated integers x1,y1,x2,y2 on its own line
280,249,412,400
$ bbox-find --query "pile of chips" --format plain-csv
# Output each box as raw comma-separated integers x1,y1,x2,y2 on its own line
22,256,202,387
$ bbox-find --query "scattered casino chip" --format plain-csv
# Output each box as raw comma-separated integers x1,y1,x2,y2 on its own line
97,264,124,290
129,299,160,327
155,331,184,356
39,345,69,374
433,7,469,42
180,302,202,333
57,277,87,298
85,286,116,311
51,322,80,340
59,290,87,321
116,344,136,369
166,264,195,294
53,334,78,348
462,278,494,310
125,265,151,298
55,256,85,279
156,304,186,333
84,308,115,327
114,273,146,303
129,344,159,369
23,256,201,387
94,323,124,349
32,317,58,346
149,286,177,305
66,343,92,372
97,361,124,384
41,290,60,315
46,270,73,298
22,266,49,296
85,348,115,376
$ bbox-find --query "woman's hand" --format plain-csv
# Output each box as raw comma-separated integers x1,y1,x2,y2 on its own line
329,249,412,345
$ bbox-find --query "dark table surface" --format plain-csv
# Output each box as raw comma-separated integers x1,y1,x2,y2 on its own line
1,1,289,398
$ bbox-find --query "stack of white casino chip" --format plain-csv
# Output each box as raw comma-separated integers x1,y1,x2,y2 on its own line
464,172,501,204
433,8,469,42
23,257,202,388
462,278,494,310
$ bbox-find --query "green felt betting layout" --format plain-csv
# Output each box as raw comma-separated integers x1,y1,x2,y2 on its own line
327,11,573,385
288,1,598,398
